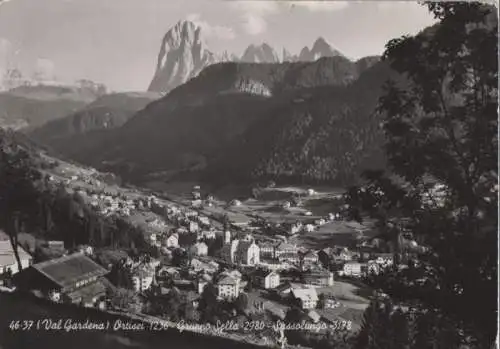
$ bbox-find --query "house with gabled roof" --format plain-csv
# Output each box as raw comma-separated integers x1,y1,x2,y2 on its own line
14,253,110,306
217,274,240,300
0,232,33,275
252,269,280,289
291,287,319,309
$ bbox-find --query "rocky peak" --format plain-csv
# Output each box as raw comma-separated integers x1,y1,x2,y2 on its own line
148,20,217,93
298,37,344,62
240,43,280,63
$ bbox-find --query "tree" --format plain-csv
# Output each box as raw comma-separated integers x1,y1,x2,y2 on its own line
109,288,142,313
346,3,497,347
165,287,182,321
108,261,134,290
234,293,249,313
0,136,41,273
199,283,219,324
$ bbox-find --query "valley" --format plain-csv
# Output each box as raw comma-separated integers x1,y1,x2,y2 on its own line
0,3,497,349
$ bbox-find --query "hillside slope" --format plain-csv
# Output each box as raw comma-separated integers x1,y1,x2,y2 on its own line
29,92,162,144
41,55,392,187
0,85,101,131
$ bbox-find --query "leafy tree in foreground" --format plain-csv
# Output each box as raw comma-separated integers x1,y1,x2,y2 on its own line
346,2,497,347
0,133,41,272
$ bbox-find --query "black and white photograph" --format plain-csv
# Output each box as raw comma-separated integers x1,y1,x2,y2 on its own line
0,0,497,348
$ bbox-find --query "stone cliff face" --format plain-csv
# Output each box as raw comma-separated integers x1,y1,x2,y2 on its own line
297,37,344,61
233,77,272,96
240,43,280,63
148,21,219,93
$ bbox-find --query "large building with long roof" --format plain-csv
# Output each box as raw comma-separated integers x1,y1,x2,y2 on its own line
14,252,111,306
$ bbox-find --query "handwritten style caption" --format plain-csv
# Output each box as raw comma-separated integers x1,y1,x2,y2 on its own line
9,318,353,333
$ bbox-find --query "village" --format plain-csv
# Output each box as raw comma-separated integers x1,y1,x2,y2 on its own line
0,158,425,346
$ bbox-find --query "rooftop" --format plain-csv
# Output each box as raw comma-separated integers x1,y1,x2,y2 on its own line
217,275,239,286
33,253,108,289
0,240,32,267
276,242,296,251
291,287,319,302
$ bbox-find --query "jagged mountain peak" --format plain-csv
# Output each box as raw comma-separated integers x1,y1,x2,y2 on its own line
148,19,347,92
148,20,217,93
241,42,280,63
298,37,344,61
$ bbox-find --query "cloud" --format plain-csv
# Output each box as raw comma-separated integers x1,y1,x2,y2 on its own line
0,38,12,67
0,0,14,6
241,13,268,35
230,1,279,35
288,1,349,12
186,13,236,40
34,58,55,81
231,1,348,35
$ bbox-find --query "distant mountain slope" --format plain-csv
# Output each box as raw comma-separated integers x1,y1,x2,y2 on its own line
29,91,162,144
0,84,102,131
203,61,395,184
40,55,390,187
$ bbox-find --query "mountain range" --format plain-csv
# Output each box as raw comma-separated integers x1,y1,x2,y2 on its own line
0,85,103,131
31,53,391,187
148,20,346,93
25,18,410,188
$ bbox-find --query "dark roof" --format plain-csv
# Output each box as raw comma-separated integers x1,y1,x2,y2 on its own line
33,253,108,290
252,269,277,278
303,269,332,277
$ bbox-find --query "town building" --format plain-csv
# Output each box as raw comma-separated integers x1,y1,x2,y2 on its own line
14,253,110,306
258,242,277,259
190,242,208,257
291,287,319,309
275,242,297,257
189,222,200,233
302,269,334,287
165,233,179,249
342,261,363,277
131,268,154,292
217,275,241,300
0,236,33,275
252,270,280,289
374,253,394,267
230,240,260,266
300,250,319,267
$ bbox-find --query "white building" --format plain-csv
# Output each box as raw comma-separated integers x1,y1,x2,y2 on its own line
291,288,318,309
189,222,199,233
217,275,240,300
131,269,154,292
231,240,260,266
165,234,179,249
224,230,231,244
190,242,208,257
0,239,33,275
254,270,280,289
342,261,362,277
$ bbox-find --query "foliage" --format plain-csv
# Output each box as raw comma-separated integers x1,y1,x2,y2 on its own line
345,3,497,347
198,283,219,324
107,261,134,290
108,287,142,313
234,293,249,313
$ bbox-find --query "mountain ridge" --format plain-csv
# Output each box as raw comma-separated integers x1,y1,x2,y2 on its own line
148,19,347,93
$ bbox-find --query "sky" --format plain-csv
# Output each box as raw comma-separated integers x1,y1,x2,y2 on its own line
0,0,437,92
